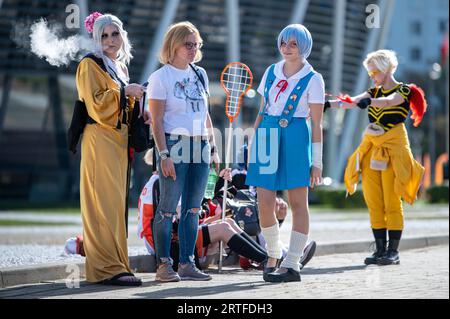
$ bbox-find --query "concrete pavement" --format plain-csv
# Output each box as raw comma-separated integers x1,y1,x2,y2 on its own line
0,245,447,299
0,204,448,298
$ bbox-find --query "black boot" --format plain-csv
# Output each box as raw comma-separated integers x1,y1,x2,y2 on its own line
378,230,401,265
364,228,387,265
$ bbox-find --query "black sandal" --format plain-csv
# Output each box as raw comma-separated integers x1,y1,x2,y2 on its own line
102,272,142,287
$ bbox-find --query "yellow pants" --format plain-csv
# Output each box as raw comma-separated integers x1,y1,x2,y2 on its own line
361,148,404,230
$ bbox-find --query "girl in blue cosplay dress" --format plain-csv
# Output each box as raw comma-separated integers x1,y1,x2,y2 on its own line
246,24,325,283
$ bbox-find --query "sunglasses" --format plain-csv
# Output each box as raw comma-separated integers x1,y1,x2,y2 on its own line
367,69,381,77
184,41,203,50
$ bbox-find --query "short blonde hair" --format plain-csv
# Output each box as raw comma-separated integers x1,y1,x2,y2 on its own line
363,49,398,74
159,21,203,65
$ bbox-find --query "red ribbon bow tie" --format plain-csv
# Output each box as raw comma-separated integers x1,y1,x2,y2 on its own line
275,80,288,102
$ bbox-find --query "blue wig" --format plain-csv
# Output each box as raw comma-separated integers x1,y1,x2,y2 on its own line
277,24,313,59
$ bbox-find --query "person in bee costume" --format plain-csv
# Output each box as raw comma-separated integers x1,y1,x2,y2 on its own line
325,49,426,266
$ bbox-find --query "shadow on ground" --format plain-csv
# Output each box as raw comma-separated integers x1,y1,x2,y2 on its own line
0,265,370,299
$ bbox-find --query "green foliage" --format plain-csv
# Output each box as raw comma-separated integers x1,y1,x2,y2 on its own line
426,185,449,203
311,187,367,209
0,220,76,227
0,201,80,213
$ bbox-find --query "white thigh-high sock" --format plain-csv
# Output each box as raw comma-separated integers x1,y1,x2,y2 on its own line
260,223,282,259
280,231,308,272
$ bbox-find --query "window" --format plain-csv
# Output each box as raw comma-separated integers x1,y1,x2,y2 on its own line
410,47,422,61
439,20,448,33
411,21,422,35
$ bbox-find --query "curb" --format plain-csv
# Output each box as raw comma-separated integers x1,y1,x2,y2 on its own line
315,234,449,256
0,234,448,288
0,255,156,289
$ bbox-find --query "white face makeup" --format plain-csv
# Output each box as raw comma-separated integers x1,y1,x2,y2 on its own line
101,24,123,59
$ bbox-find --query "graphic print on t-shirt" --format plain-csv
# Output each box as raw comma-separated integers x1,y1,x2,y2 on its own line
174,76,204,113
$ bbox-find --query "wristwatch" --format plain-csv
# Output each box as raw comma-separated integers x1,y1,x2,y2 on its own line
159,149,170,160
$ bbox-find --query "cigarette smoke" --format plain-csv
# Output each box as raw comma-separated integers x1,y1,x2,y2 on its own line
17,18,95,67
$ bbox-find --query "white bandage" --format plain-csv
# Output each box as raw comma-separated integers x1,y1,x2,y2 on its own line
312,142,323,170
260,223,282,259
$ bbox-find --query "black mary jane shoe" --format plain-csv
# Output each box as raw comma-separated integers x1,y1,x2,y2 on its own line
101,272,142,287
262,258,283,282
263,266,276,282
265,267,301,283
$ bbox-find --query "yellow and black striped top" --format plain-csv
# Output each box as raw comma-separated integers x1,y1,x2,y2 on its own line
366,83,411,131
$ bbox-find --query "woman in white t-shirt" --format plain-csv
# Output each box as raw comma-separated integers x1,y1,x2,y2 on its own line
147,21,220,282
246,24,325,283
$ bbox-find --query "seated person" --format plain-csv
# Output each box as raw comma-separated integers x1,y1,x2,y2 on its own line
137,151,268,271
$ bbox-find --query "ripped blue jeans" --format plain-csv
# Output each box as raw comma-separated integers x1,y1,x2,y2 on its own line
153,135,210,265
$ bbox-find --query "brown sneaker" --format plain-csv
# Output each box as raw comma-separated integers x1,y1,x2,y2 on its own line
178,263,212,281
155,261,181,282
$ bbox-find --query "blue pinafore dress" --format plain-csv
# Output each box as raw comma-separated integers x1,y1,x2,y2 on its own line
246,64,315,191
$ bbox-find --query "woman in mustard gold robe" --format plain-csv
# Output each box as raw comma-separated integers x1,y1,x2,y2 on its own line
76,13,145,286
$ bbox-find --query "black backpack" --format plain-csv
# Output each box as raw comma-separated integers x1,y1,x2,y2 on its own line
227,189,261,236
67,54,106,154
67,99,89,154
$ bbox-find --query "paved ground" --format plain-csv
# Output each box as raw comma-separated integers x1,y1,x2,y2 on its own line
0,245,447,299
0,204,448,268
0,204,448,300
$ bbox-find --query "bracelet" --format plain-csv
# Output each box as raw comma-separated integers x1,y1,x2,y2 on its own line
158,149,169,156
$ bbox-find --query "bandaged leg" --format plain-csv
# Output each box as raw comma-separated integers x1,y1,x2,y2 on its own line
260,223,282,259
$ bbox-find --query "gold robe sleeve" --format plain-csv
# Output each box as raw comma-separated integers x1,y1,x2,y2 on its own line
76,58,122,128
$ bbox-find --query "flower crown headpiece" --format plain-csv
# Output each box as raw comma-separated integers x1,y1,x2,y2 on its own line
84,12,103,34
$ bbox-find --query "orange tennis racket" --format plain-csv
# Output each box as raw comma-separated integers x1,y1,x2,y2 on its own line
220,62,253,122
218,62,253,272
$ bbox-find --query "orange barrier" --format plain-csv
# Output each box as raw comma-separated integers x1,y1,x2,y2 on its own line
435,153,449,186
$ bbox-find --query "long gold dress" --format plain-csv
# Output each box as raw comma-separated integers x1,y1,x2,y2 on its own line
76,57,134,282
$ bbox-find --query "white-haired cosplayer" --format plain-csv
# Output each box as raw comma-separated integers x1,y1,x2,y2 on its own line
91,14,133,81
325,49,427,266
75,12,145,286
246,24,325,283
